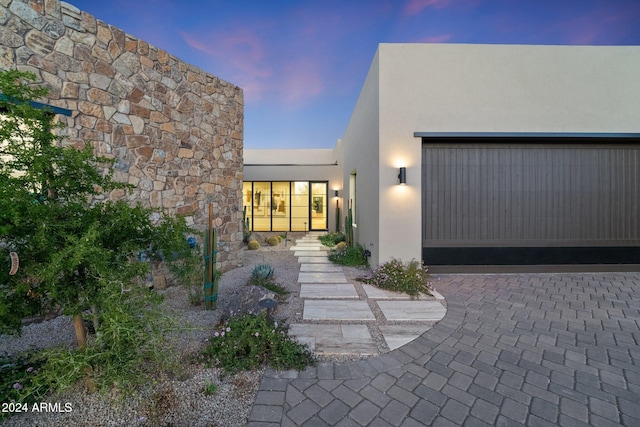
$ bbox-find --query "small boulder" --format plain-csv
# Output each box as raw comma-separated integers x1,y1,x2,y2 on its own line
224,285,278,318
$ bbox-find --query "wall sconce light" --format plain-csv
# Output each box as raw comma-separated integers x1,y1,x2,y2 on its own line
334,190,339,197
398,167,407,185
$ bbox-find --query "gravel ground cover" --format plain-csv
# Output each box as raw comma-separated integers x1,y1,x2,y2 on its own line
0,232,310,427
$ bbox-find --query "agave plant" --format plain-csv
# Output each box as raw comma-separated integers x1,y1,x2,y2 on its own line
251,263,274,280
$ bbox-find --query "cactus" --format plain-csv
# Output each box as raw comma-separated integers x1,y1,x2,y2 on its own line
247,239,260,250
251,263,274,280
242,206,251,243
336,241,347,249
345,200,354,248
267,236,280,246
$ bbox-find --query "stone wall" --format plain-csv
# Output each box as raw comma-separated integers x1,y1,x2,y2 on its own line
0,0,244,270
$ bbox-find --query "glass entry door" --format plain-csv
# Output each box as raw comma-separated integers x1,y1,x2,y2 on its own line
310,182,328,230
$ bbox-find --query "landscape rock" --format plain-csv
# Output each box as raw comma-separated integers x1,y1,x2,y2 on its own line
223,285,278,318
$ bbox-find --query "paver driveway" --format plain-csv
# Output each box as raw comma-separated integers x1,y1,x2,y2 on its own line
249,273,640,426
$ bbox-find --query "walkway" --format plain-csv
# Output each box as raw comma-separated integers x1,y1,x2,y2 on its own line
249,263,640,426
288,232,446,357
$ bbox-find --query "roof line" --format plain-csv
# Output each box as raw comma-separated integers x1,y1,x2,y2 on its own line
414,132,640,139
245,162,339,167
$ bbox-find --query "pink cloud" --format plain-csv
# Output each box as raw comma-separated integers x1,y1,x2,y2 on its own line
181,27,272,101
280,57,325,106
404,0,452,16
181,24,330,108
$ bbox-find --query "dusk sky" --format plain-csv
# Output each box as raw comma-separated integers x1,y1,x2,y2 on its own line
68,0,640,149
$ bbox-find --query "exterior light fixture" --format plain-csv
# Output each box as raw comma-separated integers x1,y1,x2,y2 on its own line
334,190,339,197
398,167,407,185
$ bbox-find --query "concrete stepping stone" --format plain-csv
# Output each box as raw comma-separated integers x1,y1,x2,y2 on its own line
379,325,431,350
298,256,331,264
289,245,324,251
298,272,348,283
300,284,359,299
361,284,431,300
303,300,375,320
289,324,378,356
294,251,329,257
431,289,445,300
376,300,446,321
300,264,343,272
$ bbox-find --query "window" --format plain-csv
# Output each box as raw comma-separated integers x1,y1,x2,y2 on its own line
349,171,357,225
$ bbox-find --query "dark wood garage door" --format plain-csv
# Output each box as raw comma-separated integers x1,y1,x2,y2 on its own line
421,138,640,265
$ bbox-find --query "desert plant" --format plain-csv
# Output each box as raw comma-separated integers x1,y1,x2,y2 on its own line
328,244,367,266
336,241,347,249
169,240,204,306
242,206,251,243
203,380,217,396
247,240,260,250
201,312,315,374
266,236,280,246
318,232,345,247
248,264,288,295
251,263,274,280
361,258,432,297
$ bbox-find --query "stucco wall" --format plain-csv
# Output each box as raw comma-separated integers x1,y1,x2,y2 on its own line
344,43,640,267
1,0,244,270
341,49,381,265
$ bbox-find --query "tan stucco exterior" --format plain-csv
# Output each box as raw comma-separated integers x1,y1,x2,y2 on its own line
342,43,640,267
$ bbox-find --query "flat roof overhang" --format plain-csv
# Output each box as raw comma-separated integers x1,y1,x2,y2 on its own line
415,132,640,142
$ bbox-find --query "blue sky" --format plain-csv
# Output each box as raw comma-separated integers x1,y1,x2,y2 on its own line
68,0,640,149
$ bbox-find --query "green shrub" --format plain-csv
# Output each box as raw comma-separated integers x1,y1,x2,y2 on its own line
361,258,432,297
247,240,260,250
201,312,314,374
35,287,178,395
203,380,217,396
266,236,280,246
318,232,345,247
0,351,48,420
328,244,367,266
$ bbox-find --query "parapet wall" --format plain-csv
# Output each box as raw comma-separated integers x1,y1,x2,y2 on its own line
1,0,244,270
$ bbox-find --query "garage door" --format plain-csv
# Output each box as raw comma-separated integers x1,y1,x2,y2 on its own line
421,139,640,265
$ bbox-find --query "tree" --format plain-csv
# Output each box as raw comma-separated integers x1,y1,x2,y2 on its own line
0,69,192,357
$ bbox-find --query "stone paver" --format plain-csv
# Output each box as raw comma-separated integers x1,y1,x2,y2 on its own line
303,300,375,320
300,283,359,299
377,300,448,321
251,271,640,426
379,325,436,350
299,272,349,283
290,324,378,355
300,264,344,272
298,256,332,264
295,250,329,257
362,284,432,300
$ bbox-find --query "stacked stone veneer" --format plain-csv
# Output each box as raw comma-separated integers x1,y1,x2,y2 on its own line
1,0,244,270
